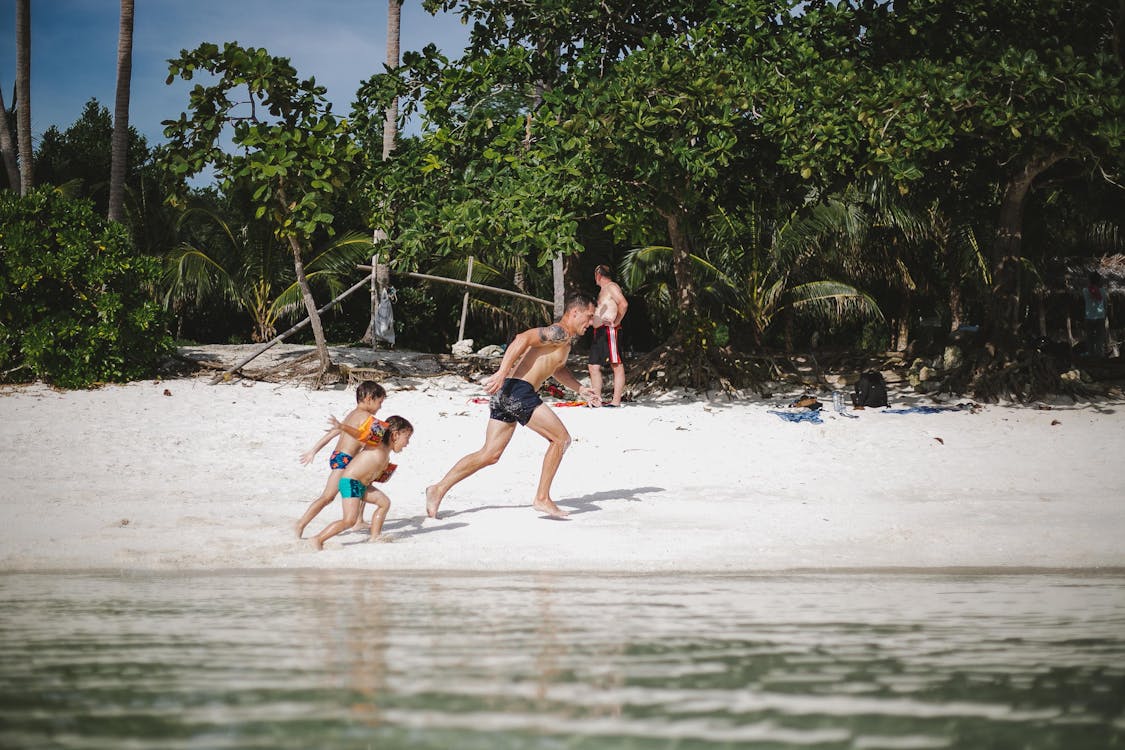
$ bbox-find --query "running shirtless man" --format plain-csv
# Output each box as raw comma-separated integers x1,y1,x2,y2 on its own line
425,294,600,519
588,264,629,407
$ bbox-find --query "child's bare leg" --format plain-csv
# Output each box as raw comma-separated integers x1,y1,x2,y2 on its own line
296,470,343,538
349,507,368,531
366,491,391,540
312,498,361,551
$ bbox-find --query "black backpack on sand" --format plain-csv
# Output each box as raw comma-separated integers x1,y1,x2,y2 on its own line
852,371,889,407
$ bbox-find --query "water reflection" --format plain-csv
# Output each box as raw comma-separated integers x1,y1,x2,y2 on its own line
0,571,1123,749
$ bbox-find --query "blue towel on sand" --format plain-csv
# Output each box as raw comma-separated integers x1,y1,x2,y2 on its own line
769,409,823,424
883,406,955,415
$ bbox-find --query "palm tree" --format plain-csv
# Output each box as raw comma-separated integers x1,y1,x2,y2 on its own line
382,1,401,163
622,200,885,351
365,0,403,344
15,0,32,195
164,205,375,343
107,0,134,222
0,86,20,189
163,207,289,342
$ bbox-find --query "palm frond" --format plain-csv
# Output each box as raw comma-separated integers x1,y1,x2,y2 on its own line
162,244,238,307
50,179,86,199
784,280,884,323
954,224,990,285
269,281,307,320
175,205,240,249
305,231,377,274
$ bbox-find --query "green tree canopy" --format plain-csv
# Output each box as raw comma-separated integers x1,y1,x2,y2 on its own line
162,42,366,375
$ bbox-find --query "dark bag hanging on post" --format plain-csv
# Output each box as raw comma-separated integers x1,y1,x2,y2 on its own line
852,371,889,408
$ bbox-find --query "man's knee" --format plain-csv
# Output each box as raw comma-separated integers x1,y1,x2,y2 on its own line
479,448,504,466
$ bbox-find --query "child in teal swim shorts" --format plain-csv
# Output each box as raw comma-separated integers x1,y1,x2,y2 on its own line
312,415,413,550
296,380,386,538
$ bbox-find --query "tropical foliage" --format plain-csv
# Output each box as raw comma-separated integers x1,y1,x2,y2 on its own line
164,201,375,343
4,0,1122,396
162,42,364,375
0,189,173,388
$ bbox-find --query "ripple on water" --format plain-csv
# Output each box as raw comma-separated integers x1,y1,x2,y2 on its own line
0,571,1123,749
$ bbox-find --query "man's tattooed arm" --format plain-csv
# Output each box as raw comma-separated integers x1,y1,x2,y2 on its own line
537,324,569,344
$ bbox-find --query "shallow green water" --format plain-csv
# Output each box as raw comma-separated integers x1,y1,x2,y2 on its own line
1,571,1123,749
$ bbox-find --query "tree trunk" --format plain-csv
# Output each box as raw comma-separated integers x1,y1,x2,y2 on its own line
552,254,565,319
278,185,331,374
948,281,964,333
108,0,134,222
15,0,32,195
783,306,794,353
990,151,1066,343
895,294,911,352
664,209,698,321
381,1,401,163
365,0,402,344
1036,287,1047,338
0,87,19,190
934,213,963,333
288,231,332,373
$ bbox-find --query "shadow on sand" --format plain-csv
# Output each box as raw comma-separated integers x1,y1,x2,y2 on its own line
341,516,469,544
430,485,665,523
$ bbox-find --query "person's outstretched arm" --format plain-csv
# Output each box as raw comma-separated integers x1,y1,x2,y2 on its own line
328,414,385,445
552,365,601,406
299,427,340,465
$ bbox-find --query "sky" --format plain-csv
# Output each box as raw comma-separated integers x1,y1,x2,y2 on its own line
0,0,471,149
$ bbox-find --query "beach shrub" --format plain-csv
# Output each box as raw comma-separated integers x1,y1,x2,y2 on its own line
0,189,174,388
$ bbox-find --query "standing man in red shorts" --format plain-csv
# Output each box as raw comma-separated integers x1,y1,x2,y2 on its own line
588,264,629,407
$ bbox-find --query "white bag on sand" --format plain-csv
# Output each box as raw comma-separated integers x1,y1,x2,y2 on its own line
374,289,395,346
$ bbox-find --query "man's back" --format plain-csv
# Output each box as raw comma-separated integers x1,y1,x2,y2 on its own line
600,280,628,321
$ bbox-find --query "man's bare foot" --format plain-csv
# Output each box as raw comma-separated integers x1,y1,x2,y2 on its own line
294,522,305,539
425,485,443,518
311,538,325,551
532,498,570,518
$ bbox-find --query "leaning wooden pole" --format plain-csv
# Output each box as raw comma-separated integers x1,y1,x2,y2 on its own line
359,265,552,308
210,275,373,384
457,256,474,341
211,261,561,384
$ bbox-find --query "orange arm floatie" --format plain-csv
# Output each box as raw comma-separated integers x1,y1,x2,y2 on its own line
355,415,388,447
374,463,397,483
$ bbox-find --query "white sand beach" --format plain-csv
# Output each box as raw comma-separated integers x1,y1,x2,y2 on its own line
1,345,1123,573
